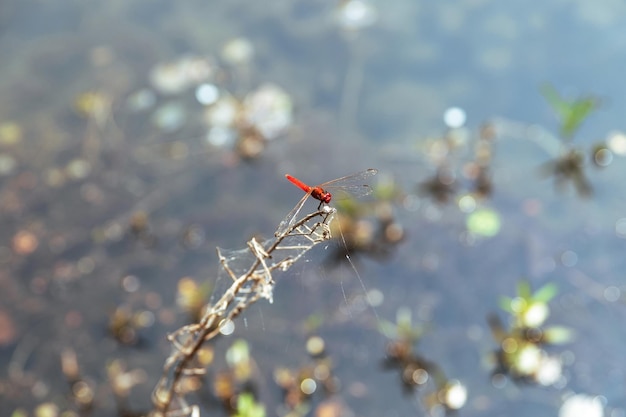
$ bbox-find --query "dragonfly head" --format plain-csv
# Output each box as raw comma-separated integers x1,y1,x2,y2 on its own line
322,192,332,203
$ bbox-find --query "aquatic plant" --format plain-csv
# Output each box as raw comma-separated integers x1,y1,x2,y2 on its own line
234,393,266,417
489,280,573,386
380,307,467,414
540,84,599,142
539,84,602,196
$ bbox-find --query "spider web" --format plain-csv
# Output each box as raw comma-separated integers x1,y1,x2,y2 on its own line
151,206,335,417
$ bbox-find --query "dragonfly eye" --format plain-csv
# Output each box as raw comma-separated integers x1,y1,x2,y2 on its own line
323,192,332,203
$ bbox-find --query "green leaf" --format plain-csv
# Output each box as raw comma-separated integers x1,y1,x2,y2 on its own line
516,280,532,300
561,97,598,140
304,313,324,332
378,320,398,339
235,393,266,417
239,393,253,412
498,296,514,313
533,283,558,303
541,84,571,120
543,326,574,344
396,306,413,328
540,84,599,140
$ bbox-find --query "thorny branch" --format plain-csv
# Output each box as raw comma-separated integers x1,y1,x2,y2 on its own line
150,206,336,416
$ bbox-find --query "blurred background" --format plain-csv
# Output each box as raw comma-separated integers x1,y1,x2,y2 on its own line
1,1,626,416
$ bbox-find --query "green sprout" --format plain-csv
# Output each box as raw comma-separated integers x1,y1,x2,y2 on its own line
381,308,467,411
303,313,325,333
499,280,556,328
539,85,603,197
490,280,574,385
540,84,599,141
378,306,425,343
498,280,573,343
234,393,265,417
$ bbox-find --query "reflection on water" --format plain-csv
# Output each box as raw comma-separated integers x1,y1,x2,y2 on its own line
2,1,626,416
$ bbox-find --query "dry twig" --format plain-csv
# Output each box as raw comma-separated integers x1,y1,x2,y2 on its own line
150,206,336,416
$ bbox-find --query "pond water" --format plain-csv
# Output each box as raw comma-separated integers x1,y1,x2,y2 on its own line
1,1,626,416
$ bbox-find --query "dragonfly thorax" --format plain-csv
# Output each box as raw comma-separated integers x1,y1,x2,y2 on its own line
311,187,332,204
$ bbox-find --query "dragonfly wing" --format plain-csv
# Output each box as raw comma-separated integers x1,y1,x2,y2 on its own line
321,168,377,187
327,183,373,199
324,168,378,199
275,192,311,236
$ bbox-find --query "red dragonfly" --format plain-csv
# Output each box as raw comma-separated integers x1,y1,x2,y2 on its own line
276,168,378,235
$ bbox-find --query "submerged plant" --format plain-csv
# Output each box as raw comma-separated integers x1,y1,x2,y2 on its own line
539,84,603,197
273,336,338,416
380,307,467,414
234,393,265,417
540,84,599,142
489,280,573,386
539,148,592,197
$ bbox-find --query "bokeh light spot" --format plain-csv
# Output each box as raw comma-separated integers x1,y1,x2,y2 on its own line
300,378,317,395
560,250,578,267
444,107,467,128
608,131,626,155
603,286,621,302
219,319,235,336
466,208,501,237
615,218,626,237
